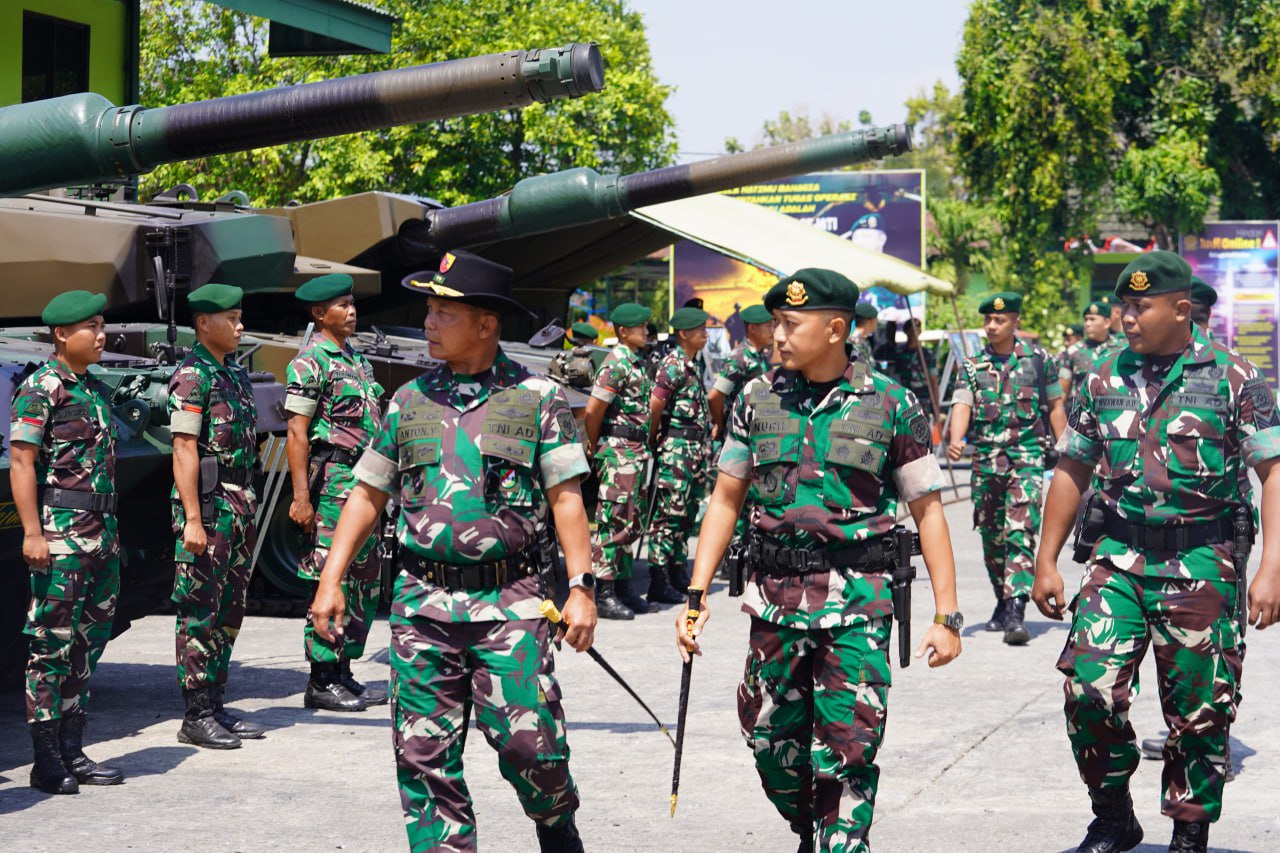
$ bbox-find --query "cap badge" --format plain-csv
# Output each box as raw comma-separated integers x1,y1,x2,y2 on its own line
993,297,1005,311
1129,270,1150,291
785,281,808,306
439,252,456,273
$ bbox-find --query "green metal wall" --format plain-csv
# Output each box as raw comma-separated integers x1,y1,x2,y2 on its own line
0,0,128,108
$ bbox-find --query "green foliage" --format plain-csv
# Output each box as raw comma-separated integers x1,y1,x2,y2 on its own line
1114,130,1221,248
139,0,676,206
724,110,852,152
926,196,1001,296
901,82,963,200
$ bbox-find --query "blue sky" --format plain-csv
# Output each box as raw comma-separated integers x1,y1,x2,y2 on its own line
627,0,970,160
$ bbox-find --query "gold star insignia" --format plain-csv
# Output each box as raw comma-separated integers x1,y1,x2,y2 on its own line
1129,270,1150,291
785,281,808,306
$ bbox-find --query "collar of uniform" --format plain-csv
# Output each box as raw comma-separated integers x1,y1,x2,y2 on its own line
420,349,519,392
192,341,232,371
769,355,870,400
45,356,83,386
616,342,641,363
1116,326,1208,374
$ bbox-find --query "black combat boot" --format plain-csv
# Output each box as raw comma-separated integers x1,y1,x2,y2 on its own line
985,597,1007,631
59,710,124,785
211,685,266,739
178,688,241,749
29,720,78,794
1140,733,1166,761
340,659,388,706
1075,786,1143,853
646,562,684,605
535,814,586,853
595,580,635,620
305,663,367,712
1168,820,1209,853
616,577,656,614
1004,596,1031,645
668,561,691,595
791,821,814,853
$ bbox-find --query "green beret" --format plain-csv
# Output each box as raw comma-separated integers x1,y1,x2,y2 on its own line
188,283,244,314
42,290,107,327
740,304,772,325
671,307,709,331
1068,323,1084,335
763,268,860,312
979,291,1021,314
1190,276,1217,307
854,302,879,320
570,321,598,341
1082,300,1107,318
610,303,652,327
1114,251,1191,298
295,273,354,304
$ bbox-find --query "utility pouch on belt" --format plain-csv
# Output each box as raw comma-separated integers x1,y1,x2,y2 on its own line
890,525,921,669
1072,489,1105,564
1234,503,1255,637
725,529,753,598
198,455,219,523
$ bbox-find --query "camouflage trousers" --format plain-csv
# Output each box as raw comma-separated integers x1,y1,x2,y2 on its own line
590,441,650,581
24,546,120,723
1056,563,1242,822
300,466,381,664
172,494,258,691
738,616,892,853
390,610,578,852
971,465,1043,601
646,435,709,569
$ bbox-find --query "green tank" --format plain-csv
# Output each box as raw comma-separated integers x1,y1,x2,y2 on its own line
0,43,607,682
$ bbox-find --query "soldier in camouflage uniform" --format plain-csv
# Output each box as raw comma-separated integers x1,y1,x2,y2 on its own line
888,317,939,419
709,303,774,440
644,306,713,602
677,268,962,853
1189,277,1216,340
949,292,1066,645
1033,251,1280,853
584,302,657,619
311,251,597,853
284,273,386,712
847,302,879,368
1059,299,1124,406
1063,323,1083,350
167,283,265,749
10,291,124,794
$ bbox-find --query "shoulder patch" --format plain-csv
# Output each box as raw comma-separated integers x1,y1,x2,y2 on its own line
1243,377,1280,429
905,402,931,445
556,409,580,441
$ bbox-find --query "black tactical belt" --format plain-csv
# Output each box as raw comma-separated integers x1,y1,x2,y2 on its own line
1102,510,1232,552
750,535,902,577
665,426,708,440
312,444,360,468
602,424,649,442
401,550,538,590
42,488,118,514
218,465,255,488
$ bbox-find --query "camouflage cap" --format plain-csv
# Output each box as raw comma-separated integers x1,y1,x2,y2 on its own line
42,290,107,326
1114,250,1191,298
610,302,652,327
570,321,599,341
854,302,879,320
1190,276,1218,307
188,283,243,314
979,291,1021,314
763,268,860,312
670,306,709,331
740,304,772,325
295,273,354,303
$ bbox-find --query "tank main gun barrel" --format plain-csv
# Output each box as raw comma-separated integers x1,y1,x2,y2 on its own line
426,124,912,248
0,43,604,197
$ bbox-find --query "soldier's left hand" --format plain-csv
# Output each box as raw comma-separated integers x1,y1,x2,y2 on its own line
560,589,597,652
915,623,961,667
311,581,347,643
1248,562,1280,630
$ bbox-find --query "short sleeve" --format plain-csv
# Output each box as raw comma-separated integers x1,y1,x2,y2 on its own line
717,381,754,479
9,383,50,445
167,364,210,436
1059,374,1103,465
952,359,977,407
591,357,625,404
537,385,590,488
888,387,943,502
353,389,402,493
1234,359,1280,468
1043,354,1064,399
652,356,681,402
284,354,322,417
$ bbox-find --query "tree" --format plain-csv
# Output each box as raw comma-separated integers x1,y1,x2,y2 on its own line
724,109,852,153
139,0,676,206
926,197,1001,296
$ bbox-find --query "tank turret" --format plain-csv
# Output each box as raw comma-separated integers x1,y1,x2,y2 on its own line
0,43,604,196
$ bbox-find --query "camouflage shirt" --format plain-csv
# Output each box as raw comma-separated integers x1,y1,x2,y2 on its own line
590,343,653,449
284,336,383,451
9,359,118,556
713,341,771,410
353,350,589,622
889,343,936,408
167,342,259,505
719,357,943,629
1060,326,1280,581
1059,337,1124,401
954,340,1063,473
653,348,709,432
848,333,874,367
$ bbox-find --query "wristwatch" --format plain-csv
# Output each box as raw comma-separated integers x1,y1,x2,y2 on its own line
568,573,596,592
934,612,964,632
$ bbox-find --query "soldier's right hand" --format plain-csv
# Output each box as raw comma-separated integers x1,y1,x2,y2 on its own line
22,533,49,569
183,519,208,557
289,497,316,532
675,599,709,664
946,439,964,461
1031,558,1066,620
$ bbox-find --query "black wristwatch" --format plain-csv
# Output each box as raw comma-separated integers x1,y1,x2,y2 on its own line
568,573,596,592
934,612,964,632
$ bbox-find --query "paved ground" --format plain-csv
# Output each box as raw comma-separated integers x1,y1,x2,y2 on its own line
2,490,1278,852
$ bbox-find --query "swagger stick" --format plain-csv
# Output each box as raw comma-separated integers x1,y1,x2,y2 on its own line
670,588,702,816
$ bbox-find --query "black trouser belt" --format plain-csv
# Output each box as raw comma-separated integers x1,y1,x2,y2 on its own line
750,535,893,577
42,488,118,514
401,550,538,590
665,426,707,440
312,444,360,468
1102,510,1231,552
218,465,255,487
603,424,648,442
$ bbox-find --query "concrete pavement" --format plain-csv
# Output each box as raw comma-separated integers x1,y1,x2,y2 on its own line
1,496,1278,852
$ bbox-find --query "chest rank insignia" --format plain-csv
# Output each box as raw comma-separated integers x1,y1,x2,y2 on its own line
993,296,1005,311
1129,270,1150,291
785,281,808,306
